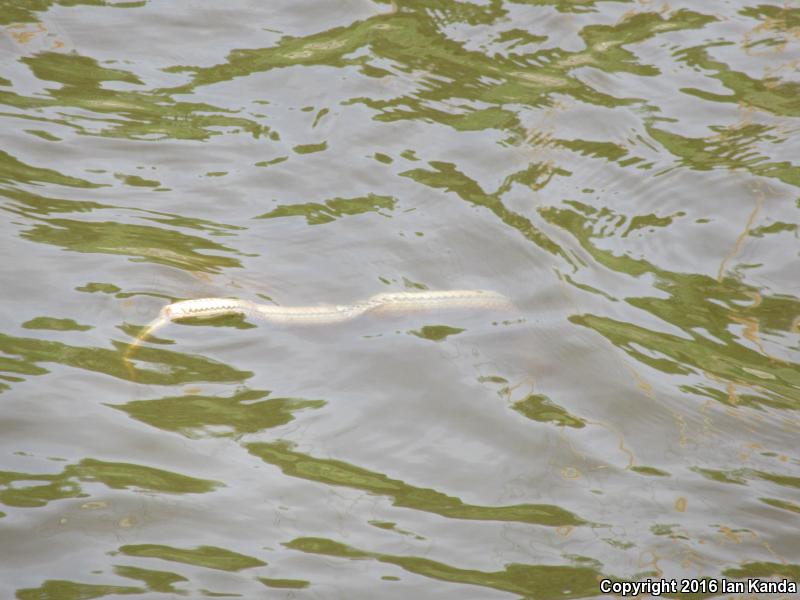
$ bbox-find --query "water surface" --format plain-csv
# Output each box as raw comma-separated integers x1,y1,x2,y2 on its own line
1,1,798,598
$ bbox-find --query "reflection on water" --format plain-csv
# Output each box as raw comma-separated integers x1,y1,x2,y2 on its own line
284,536,605,599
247,440,588,526
113,389,326,436
1,0,798,597
0,458,219,508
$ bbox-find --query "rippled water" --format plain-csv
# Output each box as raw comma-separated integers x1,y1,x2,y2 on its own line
1,1,799,598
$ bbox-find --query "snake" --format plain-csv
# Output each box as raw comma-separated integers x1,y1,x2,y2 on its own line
124,289,513,367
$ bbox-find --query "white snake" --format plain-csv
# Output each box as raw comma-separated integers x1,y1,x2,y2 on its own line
125,289,513,365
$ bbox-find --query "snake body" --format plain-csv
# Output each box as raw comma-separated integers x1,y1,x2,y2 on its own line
126,290,513,365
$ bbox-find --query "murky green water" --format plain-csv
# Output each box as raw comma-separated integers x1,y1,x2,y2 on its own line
1,1,798,598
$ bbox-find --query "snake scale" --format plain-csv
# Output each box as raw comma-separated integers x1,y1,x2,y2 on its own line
125,289,513,364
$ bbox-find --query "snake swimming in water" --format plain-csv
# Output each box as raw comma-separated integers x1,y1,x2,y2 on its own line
124,289,513,370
